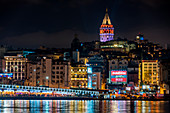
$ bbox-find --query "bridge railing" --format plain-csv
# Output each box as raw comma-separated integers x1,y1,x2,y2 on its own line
0,84,99,95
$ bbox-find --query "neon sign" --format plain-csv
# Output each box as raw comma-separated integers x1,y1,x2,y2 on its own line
111,71,127,75
87,67,92,74
0,73,13,78
110,70,127,84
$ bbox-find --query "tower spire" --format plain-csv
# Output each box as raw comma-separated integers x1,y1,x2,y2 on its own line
100,8,114,42
102,8,111,25
106,8,108,13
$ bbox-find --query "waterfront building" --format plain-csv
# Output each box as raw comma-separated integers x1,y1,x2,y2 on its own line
70,64,88,88
100,9,114,42
88,71,101,89
2,53,27,81
127,62,139,85
138,60,159,86
26,58,71,88
107,70,128,90
86,55,106,73
86,55,106,89
108,58,128,88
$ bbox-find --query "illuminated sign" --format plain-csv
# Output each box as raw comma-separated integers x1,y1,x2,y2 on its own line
142,85,150,89
126,87,131,91
0,73,13,78
88,75,92,88
111,78,126,82
111,71,127,75
110,70,127,84
87,67,92,74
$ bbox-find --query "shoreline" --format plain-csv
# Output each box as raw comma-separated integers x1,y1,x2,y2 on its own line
0,96,169,101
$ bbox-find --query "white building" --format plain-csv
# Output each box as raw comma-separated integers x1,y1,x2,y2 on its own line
2,53,27,80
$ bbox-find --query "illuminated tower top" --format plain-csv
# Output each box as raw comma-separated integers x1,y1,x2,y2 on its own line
100,8,114,42
102,8,112,25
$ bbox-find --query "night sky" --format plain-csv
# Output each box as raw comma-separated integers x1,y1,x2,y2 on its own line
0,0,170,48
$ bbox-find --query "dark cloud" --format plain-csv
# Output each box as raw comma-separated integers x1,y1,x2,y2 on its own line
129,0,169,7
1,30,97,48
67,0,96,8
0,0,46,4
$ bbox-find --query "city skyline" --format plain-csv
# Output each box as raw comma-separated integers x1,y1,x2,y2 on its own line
0,0,170,112
0,0,170,48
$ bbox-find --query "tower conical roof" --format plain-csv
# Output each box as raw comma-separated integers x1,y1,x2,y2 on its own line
102,8,112,25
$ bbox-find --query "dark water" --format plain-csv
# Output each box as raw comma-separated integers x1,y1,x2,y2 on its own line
0,100,169,113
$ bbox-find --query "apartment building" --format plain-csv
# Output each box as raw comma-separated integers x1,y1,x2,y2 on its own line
26,58,71,88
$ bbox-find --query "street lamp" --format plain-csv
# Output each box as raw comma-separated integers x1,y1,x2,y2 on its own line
46,76,49,80
46,76,49,87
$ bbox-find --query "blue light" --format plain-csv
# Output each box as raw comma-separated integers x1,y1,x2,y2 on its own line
140,37,144,40
87,67,92,74
86,64,90,66
0,73,13,78
88,75,92,88
118,90,120,94
100,33,114,35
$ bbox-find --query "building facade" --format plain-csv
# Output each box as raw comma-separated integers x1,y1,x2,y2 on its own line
109,59,128,71
2,54,27,81
100,39,136,53
26,58,71,88
139,60,159,86
127,66,139,85
88,72,101,89
71,65,88,88
86,55,106,89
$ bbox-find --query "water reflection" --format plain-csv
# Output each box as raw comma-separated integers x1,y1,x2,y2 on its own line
0,100,169,113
